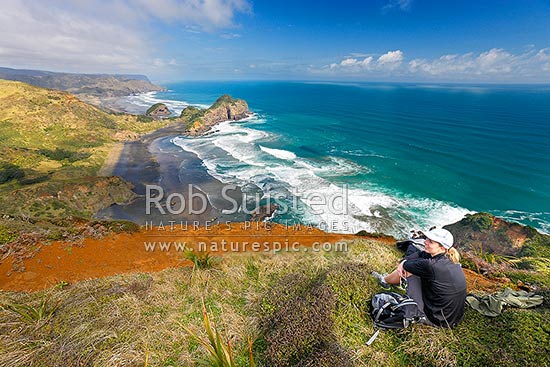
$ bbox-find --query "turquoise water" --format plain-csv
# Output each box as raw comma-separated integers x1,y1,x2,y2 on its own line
134,81,550,234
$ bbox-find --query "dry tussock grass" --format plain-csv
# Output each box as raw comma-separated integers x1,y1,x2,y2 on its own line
396,326,459,367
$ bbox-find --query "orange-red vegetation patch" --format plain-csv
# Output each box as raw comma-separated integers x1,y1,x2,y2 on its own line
463,268,507,293
0,223,354,292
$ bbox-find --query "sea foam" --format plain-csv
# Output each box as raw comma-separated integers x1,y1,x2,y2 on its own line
125,91,209,116
259,145,297,160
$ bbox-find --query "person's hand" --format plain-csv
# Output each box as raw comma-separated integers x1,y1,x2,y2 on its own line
397,260,410,278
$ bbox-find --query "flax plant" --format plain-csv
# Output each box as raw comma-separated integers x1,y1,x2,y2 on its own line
184,300,256,367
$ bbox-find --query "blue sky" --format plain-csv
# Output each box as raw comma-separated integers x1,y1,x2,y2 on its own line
1,0,549,82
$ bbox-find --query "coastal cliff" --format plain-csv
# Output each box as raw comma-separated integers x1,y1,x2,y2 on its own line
185,94,250,135
444,212,550,280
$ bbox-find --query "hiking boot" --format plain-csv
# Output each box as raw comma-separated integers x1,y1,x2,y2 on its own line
397,276,407,292
372,271,391,290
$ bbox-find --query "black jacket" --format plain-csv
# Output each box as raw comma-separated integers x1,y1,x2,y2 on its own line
403,251,467,327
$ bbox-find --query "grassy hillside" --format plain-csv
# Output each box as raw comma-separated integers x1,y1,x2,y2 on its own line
0,79,168,175
0,79,173,253
0,79,168,168
0,239,548,367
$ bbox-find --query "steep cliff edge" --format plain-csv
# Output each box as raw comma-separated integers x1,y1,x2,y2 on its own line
444,212,545,256
184,94,250,135
444,212,550,286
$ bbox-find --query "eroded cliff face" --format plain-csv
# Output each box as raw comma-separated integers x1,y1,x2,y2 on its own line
203,99,249,123
444,212,538,256
187,95,250,135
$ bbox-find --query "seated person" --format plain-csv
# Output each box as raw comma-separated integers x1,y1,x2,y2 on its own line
372,228,467,328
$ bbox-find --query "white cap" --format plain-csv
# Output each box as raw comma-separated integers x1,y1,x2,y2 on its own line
425,228,454,249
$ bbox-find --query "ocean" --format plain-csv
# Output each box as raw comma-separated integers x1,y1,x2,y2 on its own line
122,81,550,236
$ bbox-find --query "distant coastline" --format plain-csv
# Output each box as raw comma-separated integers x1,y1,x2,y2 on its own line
0,66,165,97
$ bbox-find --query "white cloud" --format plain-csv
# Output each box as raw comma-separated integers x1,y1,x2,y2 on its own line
349,52,372,58
153,58,178,68
134,0,251,29
0,0,251,74
221,33,242,39
319,48,550,81
377,50,404,69
341,58,360,66
476,48,513,73
408,48,550,80
329,56,373,71
325,51,402,74
382,0,413,13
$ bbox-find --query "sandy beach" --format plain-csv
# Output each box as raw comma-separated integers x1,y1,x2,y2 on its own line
97,142,125,177
96,119,247,225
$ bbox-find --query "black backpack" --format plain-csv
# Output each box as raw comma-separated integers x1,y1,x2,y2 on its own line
370,291,419,329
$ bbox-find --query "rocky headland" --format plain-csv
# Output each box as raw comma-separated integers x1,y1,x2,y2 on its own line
145,103,171,118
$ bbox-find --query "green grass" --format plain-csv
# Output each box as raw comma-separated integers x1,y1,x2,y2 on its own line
0,224,17,245
518,232,550,258
1,296,57,324
0,80,178,241
183,250,220,270
179,106,204,120
210,94,237,109
184,299,257,367
137,115,154,122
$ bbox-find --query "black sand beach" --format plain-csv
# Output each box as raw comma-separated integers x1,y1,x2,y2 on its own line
96,122,246,225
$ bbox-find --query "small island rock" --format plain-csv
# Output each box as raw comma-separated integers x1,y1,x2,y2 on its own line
145,103,171,118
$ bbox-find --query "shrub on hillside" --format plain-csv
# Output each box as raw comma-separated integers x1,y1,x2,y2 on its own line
0,225,17,245
0,163,24,183
518,233,550,258
95,220,140,234
38,148,90,162
18,175,49,185
463,212,494,231
180,106,204,120
260,273,352,367
137,115,153,123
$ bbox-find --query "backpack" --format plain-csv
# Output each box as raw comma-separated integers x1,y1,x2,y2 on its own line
370,291,419,329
